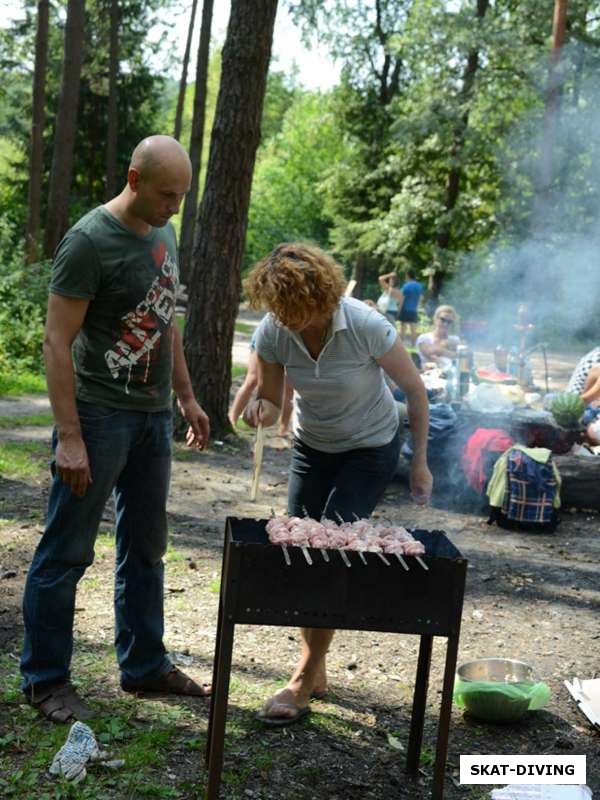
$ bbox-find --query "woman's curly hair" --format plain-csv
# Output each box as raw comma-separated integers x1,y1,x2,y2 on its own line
244,242,346,329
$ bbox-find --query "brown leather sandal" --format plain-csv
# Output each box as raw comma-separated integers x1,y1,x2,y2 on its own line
121,666,211,698
28,681,94,723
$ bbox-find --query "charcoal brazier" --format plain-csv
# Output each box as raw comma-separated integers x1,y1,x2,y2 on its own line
205,517,467,799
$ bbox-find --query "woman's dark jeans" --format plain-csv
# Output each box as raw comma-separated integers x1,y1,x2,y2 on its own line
288,430,400,522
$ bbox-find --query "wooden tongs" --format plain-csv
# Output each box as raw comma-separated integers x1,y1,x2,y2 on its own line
250,421,265,501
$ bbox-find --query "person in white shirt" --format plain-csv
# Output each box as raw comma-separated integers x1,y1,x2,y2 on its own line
243,242,432,727
416,304,460,369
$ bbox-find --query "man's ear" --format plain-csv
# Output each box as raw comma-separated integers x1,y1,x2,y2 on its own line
128,167,141,192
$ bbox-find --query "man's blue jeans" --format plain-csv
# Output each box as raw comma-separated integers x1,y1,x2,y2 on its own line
21,402,173,693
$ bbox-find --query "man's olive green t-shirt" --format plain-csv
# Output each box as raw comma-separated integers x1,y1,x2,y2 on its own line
50,207,179,411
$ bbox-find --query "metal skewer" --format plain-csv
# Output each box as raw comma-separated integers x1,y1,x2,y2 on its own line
300,505,324,562
357,550,367,565
334,511,345,525
393,552,410,571
282,544,291,566
339,549,351,568
300,545,313,565
415,556,429,571
377,552,391,566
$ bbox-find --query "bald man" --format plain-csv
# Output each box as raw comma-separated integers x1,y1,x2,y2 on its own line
21,135,212,722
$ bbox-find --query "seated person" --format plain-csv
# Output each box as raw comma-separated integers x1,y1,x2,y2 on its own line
567,347,600,444
415,305,460,369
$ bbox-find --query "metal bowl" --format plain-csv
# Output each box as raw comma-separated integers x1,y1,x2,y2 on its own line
456,658,535,723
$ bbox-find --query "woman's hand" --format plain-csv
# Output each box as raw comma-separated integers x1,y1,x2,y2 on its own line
409,460,433,506
243,398,281,428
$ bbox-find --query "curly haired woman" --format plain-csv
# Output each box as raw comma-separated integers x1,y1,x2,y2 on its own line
243,242,432,726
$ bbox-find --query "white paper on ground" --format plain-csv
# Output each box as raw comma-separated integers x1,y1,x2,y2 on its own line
491,785,592,800
564,678,600,729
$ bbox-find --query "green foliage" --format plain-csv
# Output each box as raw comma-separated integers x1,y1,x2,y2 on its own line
245,92,350,268
0,372,47,396
0,441,49,479
0,0,177,237
0,220,48,378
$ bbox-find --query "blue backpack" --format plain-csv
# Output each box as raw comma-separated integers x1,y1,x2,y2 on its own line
488,448,559,532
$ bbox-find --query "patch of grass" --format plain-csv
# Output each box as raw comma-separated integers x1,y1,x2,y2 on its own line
0,650,195,799
420,744,435,767
0,413,53,429
0,372,47,396
0,441,49,480
208,578,220,594
172,443,201,462
231,364,246,379
234,321,254,335
165,543,186,563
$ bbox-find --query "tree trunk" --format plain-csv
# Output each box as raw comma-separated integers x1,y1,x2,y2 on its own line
432,0,489,299
533,0,569,227
178,0,214,286
26,0,49,264
105,0,119,200
173,0,199,142
183,0,278,439
43,0,86,257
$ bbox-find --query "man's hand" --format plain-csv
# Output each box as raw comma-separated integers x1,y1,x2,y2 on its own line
409,460,433,506
56,433,92,498
243,398,281,428
178,398,210,449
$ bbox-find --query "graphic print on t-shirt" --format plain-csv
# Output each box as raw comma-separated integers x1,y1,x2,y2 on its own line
104,244,178,394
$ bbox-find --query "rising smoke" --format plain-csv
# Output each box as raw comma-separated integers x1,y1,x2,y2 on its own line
444,42,600,352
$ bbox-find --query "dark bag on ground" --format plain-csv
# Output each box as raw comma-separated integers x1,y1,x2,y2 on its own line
487,447,560,532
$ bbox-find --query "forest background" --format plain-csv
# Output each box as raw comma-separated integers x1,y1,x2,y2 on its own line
1,0,600,436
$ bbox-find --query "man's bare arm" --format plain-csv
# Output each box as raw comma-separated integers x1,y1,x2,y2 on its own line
44,293,91,497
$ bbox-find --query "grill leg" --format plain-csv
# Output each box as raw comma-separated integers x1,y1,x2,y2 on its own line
205,618,236,800
432,633,460,800
205,589,225,769
406,634,433,775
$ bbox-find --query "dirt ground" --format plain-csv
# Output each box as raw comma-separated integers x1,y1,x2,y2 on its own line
0,341,598,799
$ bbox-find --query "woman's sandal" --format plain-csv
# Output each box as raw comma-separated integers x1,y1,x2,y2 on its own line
256,703,310,727
121,666,211,698
28,682,94,723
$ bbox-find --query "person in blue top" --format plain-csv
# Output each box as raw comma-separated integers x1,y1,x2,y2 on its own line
378,270,423,345
398,270,424,345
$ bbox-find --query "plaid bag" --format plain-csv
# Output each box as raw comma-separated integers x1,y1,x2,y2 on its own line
489,448,559,532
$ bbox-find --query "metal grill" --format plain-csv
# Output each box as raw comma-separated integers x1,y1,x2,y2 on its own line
205,517,467,799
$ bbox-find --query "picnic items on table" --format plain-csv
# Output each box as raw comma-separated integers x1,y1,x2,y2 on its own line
564,677,600,732
249,422,265,502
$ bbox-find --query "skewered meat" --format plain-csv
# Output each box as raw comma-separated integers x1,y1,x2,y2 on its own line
266,516,426,557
